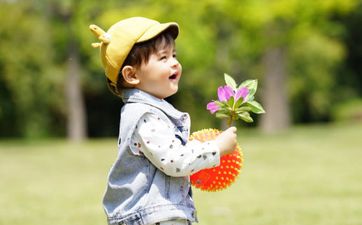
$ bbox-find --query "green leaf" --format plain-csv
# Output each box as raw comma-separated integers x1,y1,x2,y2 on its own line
214,101,224,107
239,79,258,91
215,101,231,112
216,112,230,119
215,101,228,108
234,96,244,109
237,112,254,123
246,101,265,114
227,97,234,108
239,79,258,100
217,108,231,114
236,106,252,113
224,73,237,90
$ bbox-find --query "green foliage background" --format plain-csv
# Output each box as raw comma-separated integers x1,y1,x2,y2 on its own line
0,0,361,138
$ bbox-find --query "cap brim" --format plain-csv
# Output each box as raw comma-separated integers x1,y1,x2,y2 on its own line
137,22,179,43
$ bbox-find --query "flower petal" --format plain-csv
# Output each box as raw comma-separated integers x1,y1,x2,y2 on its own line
207,101,219,114
217,86,227,102
223,85,234,101
235,87,249,101
218,85,234,102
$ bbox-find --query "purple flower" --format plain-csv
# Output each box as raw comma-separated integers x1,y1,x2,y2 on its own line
207,101,219,114
217,85,234,102
234,87,249,102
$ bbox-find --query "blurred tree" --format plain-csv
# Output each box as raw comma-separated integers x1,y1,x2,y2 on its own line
0,0,57,137
206,0,357,132
37,0,121,140
74,0,362,133
0,0,361,139
337,1,362,98
43,0,89,141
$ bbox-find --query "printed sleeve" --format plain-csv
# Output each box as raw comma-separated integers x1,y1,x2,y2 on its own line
130,112,220,177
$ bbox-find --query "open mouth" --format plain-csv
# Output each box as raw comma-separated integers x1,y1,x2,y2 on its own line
169,73,178,80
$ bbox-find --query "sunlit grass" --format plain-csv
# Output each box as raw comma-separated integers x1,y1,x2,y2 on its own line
0,140,115,225
195,123,362,225
1,123,362,225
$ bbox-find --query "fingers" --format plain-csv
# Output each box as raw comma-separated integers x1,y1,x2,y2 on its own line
230,126,237,133
228,126,237,145
226,126,237,133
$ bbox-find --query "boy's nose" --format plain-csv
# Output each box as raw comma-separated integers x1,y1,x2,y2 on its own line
170,58,180,67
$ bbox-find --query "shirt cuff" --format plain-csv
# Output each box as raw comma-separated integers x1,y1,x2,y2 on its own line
201,140,221,169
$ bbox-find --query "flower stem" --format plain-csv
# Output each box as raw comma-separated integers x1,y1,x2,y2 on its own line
227,114,234,127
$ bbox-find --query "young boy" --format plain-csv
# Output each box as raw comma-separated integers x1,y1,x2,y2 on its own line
90,17,237,225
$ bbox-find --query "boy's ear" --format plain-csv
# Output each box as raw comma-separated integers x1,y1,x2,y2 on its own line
121,66,139,86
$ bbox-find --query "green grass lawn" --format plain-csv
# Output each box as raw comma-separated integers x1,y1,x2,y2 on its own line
1,123,362,225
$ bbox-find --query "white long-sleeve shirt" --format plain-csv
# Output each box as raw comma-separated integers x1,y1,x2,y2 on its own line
130,112,220,177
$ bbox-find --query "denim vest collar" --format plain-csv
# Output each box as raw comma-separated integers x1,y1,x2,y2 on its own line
122,89,187,120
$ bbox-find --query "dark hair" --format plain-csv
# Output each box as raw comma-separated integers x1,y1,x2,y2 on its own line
107,30,175,96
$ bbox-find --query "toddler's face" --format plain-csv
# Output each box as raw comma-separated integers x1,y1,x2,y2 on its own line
134,45,182,99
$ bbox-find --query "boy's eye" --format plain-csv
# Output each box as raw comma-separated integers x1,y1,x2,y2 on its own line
160,56,167,61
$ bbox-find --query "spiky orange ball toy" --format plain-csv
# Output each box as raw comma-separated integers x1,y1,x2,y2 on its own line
190,128,243,191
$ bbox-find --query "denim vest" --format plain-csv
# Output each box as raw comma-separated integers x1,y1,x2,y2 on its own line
103,89,197,225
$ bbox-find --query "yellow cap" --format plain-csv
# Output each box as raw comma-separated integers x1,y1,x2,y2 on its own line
89,17,179,88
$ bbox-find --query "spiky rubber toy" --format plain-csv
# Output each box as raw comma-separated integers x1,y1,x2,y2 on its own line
189,128,243,191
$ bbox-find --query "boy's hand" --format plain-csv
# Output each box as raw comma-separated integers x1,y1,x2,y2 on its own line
215,127,238,156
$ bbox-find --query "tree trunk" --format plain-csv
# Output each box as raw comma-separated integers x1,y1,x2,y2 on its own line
65,39,87,141
260,46,290,133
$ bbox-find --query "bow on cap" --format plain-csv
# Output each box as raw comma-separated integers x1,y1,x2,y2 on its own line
89,24,111,48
